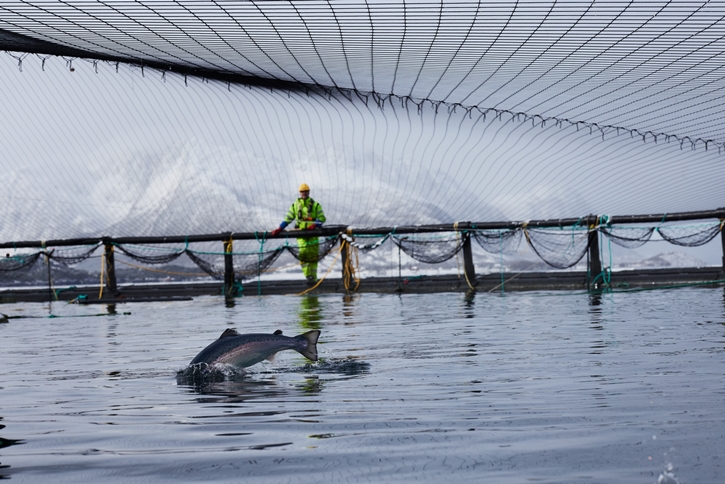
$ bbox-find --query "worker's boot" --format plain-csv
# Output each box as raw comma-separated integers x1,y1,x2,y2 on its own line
306,276,316,286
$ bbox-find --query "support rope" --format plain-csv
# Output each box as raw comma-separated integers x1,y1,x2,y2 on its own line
297,242,343,296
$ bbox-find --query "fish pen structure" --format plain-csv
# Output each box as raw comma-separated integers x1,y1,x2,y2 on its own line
1,207,723,303
2,2,725,303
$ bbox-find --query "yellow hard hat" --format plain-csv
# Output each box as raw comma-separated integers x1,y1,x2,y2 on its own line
299,183,310,192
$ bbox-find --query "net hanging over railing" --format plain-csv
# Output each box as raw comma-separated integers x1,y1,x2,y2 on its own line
523,227,591,270
285,236,340,264
47,245,100,266
186,247,286,282
392,233,467,265
656,222,723,247
0,252,42,273
600,226,656,249
114,243,187,265
0,216,723,282
472,229,523,255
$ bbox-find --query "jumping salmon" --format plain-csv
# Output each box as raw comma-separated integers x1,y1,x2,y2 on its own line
189,328,320,368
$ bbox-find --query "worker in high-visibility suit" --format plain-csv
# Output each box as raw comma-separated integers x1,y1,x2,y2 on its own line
271,183,327,285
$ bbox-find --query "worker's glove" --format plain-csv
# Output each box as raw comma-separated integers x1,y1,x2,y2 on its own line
306,225,317,231
303,217,313,221
270,228,283,236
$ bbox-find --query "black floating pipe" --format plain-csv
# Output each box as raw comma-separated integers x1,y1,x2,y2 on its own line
1,209,724,250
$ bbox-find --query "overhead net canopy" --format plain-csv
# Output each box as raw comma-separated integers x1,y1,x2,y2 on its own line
1,1,724,241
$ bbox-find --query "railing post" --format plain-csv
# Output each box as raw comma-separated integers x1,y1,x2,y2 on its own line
587,216,602,291
103,241,117,294
720,219,725,273
462,232,476,285
223,236,235,296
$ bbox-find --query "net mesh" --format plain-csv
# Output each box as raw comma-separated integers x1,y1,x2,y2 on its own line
472,229,523,255
0,252,42,273
186,246,286,282
286,236,340,263
657,222,723,247
392,233,466,265
600,226,655,249
114,243,187,265
47,245,100,266
0,2,724,253
524,228,591,269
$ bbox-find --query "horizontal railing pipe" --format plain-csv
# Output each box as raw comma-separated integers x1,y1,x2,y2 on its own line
1,208,723,250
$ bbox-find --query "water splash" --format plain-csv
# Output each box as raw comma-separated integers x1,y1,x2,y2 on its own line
290,357,371,375
656,463,680,484
176,362,244,385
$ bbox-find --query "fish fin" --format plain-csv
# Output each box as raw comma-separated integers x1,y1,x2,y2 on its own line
296,330,320,362
266,353,276,362
274,329,283,335
219,328,240,339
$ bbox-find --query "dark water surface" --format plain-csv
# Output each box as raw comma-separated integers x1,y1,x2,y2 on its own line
1,288,724,483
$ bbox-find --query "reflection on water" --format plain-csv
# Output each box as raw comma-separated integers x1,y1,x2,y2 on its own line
0,416,22,480
461,290,476,320
589,293,603,307
106,319,119,344
224,295,236,308
298,296,322,330
589,293,604,334
0,438,22,450
177,371,318,403
341,293,362,323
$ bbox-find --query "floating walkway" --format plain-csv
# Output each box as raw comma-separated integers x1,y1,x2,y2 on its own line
1,266,723,304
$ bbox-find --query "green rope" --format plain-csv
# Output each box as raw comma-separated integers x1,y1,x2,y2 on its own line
654,213,668,235
53,286,77,299
254,231,266,296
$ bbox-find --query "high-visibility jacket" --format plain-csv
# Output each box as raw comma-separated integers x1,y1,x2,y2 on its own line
283,197,326,230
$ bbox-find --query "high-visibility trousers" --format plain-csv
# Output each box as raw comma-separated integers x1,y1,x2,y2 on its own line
297,237,319,279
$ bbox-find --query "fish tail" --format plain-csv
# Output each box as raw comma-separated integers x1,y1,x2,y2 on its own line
296,330,320,361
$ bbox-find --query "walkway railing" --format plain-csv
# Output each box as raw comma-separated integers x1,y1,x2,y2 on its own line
1,208,723,297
